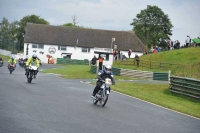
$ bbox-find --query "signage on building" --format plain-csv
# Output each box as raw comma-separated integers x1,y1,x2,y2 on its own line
48,47,56,54
26,44,29,55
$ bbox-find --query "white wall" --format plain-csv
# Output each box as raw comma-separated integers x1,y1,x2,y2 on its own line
23,43,115,65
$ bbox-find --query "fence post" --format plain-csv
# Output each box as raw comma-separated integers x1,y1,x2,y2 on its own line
168,70,171,81
150,61,151,69
96,60,99,74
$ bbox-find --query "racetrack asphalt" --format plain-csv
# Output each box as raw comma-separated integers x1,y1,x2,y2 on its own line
0,63,199,133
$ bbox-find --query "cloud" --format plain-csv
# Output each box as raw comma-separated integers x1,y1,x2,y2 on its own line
0,0,199,45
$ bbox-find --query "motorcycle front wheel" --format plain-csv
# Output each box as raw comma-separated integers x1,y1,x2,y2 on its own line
27,72,33,83
93,95,98,105
101,94,109,107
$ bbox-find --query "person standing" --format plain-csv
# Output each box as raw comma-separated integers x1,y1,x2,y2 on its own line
134,54,140,67
98,55,104,71
128,49,132,58
91,55,97,65
185,36,190,47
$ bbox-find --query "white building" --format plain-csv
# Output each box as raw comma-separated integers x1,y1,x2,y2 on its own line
24,23,145,65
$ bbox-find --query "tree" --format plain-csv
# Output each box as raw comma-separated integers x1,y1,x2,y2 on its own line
17,14,49,50
130,5,173,48
63,23,77,27
0,17,19,51
71,14,79,26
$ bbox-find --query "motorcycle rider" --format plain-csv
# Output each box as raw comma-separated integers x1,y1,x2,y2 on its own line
25,54,40,79
7,57,17,68
37,57,42,67
91,64,115,99
0,57,3,64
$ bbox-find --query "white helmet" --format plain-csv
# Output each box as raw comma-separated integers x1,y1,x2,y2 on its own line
104,64,112,74
32,54,37,61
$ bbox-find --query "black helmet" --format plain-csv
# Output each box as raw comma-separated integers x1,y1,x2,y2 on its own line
32,54,37,61
104,64,112,74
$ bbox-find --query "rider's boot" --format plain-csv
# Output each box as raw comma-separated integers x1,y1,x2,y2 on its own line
34,75,36,79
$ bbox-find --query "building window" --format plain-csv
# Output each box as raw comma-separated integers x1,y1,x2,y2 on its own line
32,44,44,49
32,44,37,48
82,48,90,53
38,44,44,49
58,46,67,51
100,54,109,61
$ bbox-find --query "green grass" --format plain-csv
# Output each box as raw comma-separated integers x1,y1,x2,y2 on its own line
43,65,132,80
0,54,10,61
140,47,200,64
111,82,200,118
113,47,200,79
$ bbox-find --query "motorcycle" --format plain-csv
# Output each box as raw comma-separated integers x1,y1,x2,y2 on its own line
26,63,37,83
0,60,3,67
19,60,25,68
93,78,111,107
8,63,15,74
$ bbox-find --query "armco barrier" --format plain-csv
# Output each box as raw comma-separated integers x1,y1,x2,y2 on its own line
57,58,89,65
170,76,200,100
153,72,169,81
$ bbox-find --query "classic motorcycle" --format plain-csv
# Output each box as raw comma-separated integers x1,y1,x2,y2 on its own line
26,63,37,83
93,78,111,107
8,63,15,74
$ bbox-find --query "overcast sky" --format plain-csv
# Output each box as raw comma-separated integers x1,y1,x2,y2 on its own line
0,0,200,46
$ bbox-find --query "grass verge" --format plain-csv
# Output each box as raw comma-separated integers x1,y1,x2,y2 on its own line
42,65,133,80
112,82,200,118
0,54,10,61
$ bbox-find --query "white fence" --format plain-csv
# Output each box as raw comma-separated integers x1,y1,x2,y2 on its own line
0,49,12,57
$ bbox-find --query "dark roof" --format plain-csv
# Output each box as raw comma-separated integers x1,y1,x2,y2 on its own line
25,23,145,52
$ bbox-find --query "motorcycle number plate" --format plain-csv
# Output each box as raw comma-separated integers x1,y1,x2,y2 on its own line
106,90,109,95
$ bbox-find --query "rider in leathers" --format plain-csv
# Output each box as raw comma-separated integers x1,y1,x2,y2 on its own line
7,57,17,69
25,54,40,79
91,64,115,99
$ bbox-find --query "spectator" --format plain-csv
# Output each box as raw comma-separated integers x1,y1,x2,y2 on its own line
152,47,157,53
115,50,118,61
143,50,148,55
189,36,192,47
98,54,104,70
176,40,180,49
134,54,140,67
149,47,154,53
156,46,161,52
91,55,97,65
170,40,174,50
185,36,190,47
128,49,132,58
118,50,120,60
120,53,123,60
